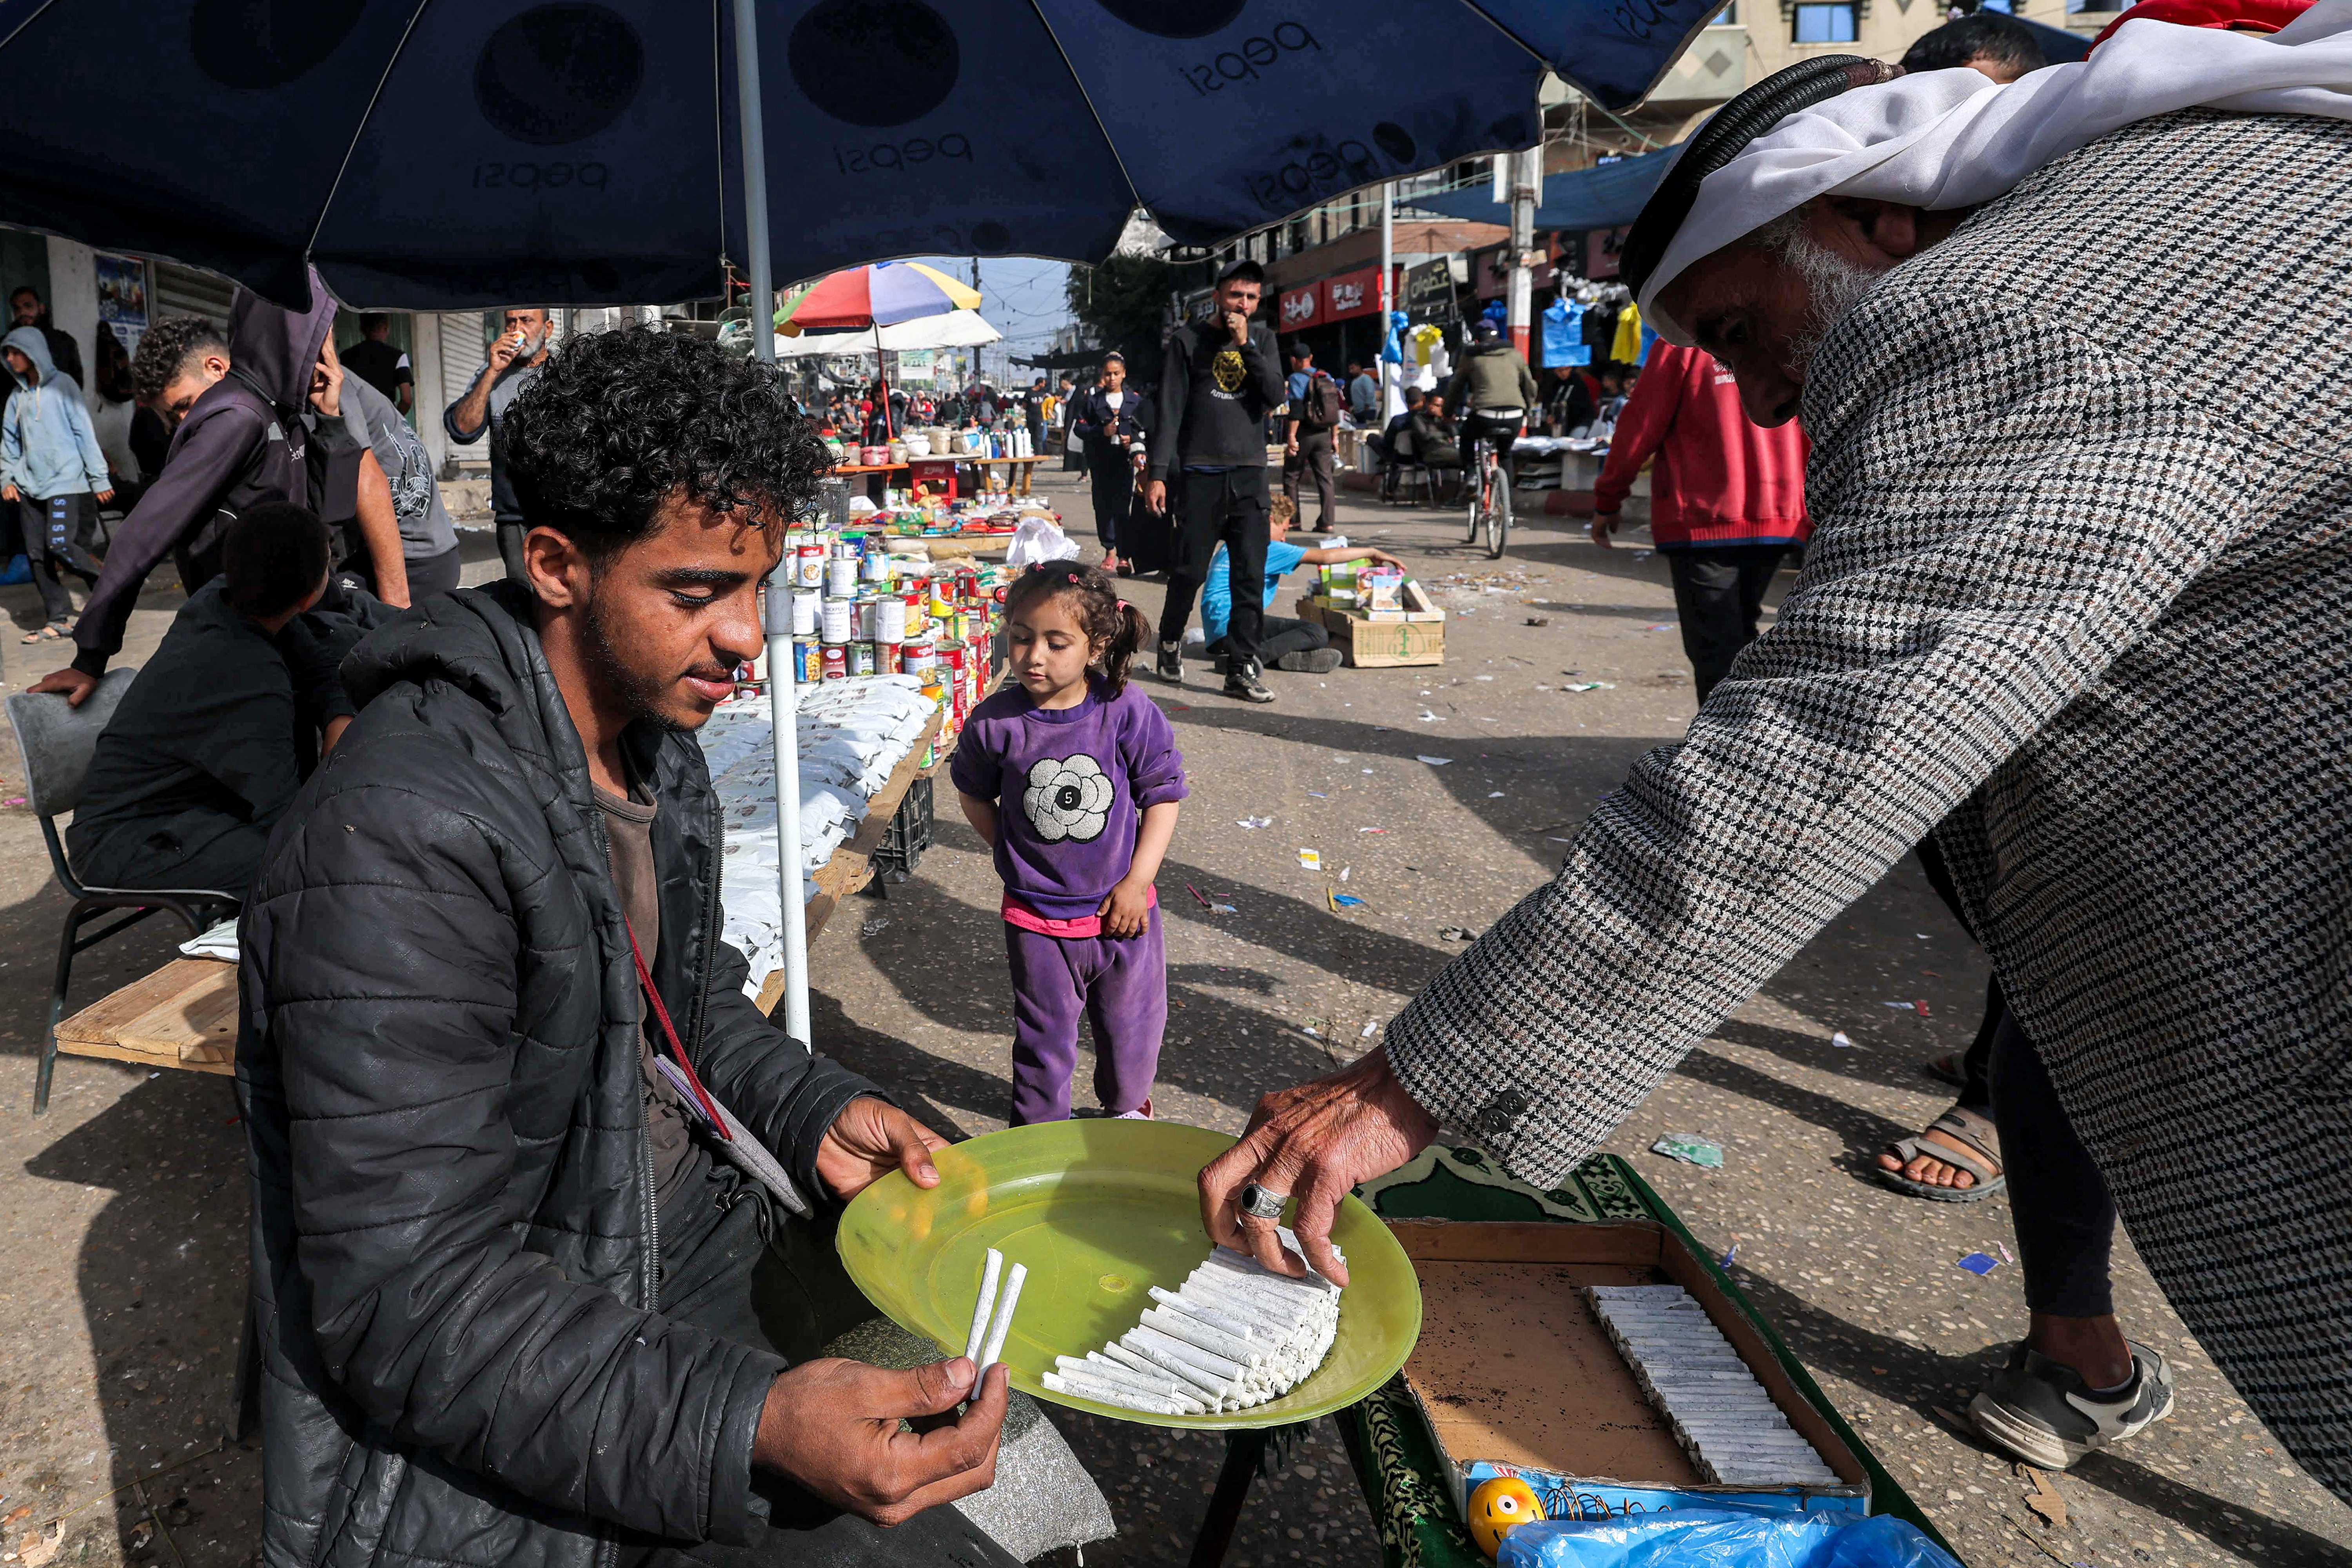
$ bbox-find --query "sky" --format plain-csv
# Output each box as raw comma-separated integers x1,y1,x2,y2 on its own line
908,254,1073,368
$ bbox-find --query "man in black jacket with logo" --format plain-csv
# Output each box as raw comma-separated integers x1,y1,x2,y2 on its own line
1144,258,1285,704
238,328,1014,1568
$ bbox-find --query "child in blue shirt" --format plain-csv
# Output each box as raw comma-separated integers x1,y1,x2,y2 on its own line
1199,494,1403,675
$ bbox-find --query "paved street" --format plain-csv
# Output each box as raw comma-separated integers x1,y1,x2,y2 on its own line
0,472,2343,1568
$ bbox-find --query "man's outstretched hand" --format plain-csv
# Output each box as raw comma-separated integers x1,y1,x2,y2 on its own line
816,1096,948,1201
754,1356,1007,1526
29,667,96,706
1197,1046,1438,1286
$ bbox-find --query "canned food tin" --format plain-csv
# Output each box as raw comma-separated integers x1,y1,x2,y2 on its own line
825,555,858,597
940,642,967,671
791,637,822,684
791,590,821,637
875,595,909,644
846,640,877,677
820,596,854,644
860,551,891,584
873,640,902,675
902,638,937,673
795,545,824,589
849,595,879,641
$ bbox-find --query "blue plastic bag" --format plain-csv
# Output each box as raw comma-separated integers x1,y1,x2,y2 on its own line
1497,1510,1965,1568
0,554,27,586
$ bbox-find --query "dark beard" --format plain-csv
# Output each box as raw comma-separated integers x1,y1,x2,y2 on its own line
581,588,687,734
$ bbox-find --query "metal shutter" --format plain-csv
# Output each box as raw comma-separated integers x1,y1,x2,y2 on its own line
150,261,236,326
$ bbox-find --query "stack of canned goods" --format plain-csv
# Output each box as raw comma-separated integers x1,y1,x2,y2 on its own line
775,529,1000,706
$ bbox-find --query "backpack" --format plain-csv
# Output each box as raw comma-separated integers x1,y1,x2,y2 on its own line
1301,370,1343,431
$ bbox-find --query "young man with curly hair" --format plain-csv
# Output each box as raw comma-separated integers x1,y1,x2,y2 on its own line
237,328,1019,1568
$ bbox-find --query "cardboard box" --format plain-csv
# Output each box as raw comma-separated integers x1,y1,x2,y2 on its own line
1389,1219,1867,1521
1298,579,1445,668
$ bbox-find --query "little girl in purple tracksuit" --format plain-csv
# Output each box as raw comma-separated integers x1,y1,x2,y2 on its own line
952,563,1185,1125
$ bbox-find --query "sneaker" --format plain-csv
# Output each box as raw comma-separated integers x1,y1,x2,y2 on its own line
1968,1342,2175,1470
1154,641,1183,684
1275,648,1342,674
1223,660,1275,704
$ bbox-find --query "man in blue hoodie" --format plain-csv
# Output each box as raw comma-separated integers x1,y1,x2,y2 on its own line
1,324,112,640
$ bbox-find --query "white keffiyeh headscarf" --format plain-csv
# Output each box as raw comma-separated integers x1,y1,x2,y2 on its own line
1641,0,2352,343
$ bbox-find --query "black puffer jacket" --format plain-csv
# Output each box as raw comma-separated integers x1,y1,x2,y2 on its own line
237,581,879,1568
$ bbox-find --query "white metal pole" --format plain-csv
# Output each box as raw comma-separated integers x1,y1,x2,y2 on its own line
1507,147,1539,364
1378,181,1398,421
736,0,812,1047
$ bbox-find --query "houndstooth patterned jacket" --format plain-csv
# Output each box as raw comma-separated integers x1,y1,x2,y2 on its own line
1383,109,2352,1499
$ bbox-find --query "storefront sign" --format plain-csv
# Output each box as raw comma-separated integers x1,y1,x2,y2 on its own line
1320,265,1398,322
1474,245,1554,299
1586,226,1632,281
1277,283,1320,330
1402,258,1458,321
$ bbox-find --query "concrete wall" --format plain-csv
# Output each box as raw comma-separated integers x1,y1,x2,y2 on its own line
44,237,96,390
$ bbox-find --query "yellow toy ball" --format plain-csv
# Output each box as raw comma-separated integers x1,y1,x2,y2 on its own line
1466,1475,1546,1559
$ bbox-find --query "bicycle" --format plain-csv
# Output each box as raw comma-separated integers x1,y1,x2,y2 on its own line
1461,408,1521,559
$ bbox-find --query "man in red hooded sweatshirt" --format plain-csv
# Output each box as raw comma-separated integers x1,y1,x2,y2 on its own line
1590,339,1809,699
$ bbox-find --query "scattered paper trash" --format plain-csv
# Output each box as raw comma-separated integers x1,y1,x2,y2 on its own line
1956,1252,2002,1276
1305,790,1327,798
1437,925,1477,942
1297,848,1322,870
1913,999,1931,1017
1237,816,1272,829
1330,892,1366,910
1996,1241,2015,1264
1644,621,1677,631
1525,616,1549,627
1720,1243,1740,1269
1360,1021,1380,1038
1562,681,1616,692
1359,826,1386,833
1488,791,1505,799
1651,1134,1724,1169
1,796,24,806
1882,1000,1913,1009
1831,1031,1855,1049
1338,866,1350,882
1417,755,1453,766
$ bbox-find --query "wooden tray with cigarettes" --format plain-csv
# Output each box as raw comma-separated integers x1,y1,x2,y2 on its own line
835,1119,1423,1429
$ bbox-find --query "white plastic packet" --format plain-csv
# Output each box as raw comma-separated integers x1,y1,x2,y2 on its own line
1004,514,1080,570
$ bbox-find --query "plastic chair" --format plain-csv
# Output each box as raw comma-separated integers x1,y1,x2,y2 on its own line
7,670,241,1114
1388,428,1437,507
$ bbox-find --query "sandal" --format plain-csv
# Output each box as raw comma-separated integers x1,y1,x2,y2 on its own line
1876,1105,2005,1203
19,621,63,644
1922,1051,1967,1089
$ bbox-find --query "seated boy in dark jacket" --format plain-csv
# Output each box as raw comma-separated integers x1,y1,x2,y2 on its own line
237,328,1014,1568
67,503,365,897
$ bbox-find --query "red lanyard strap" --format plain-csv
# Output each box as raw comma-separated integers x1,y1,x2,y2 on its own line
624,917,731,1143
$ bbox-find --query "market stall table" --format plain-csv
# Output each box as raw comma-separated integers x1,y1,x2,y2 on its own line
1181,1147,1964,1568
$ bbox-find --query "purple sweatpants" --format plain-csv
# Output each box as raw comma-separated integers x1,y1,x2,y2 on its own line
1003,906,1166,1126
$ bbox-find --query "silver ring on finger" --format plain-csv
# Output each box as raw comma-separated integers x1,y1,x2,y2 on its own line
1239,1181,1288,1221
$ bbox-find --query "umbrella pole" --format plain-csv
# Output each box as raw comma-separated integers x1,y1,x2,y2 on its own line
735,0,812,1047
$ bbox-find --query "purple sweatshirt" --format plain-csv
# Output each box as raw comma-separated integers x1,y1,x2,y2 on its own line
950,679,1187,919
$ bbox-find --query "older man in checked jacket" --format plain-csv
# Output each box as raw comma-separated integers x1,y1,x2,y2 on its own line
1196,58,2352,1510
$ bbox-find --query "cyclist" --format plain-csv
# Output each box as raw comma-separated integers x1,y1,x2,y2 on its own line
1443,318,1539,473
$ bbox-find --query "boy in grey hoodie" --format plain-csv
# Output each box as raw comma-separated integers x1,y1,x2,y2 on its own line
1,325,112,638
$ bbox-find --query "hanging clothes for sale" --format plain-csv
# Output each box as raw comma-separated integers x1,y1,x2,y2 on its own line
1611,301,1646,366
1543,297,1591,367
1410,323,1443,366
1583,300,1619,360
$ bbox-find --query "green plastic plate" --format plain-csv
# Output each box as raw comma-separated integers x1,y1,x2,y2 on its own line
837,1119,1423,1428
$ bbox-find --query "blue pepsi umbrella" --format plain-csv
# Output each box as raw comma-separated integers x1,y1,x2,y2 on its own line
1406,142,1687,234
0,0,1722,312
0,0,1717,1043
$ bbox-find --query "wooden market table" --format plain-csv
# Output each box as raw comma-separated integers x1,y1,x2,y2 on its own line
53,955,238,1076
833,456,1045,501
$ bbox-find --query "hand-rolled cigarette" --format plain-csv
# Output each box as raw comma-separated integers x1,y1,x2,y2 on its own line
1142,1306,1266,1368
1069,1353,1194,1403
1043,1371,1183,1415
977,1261,1026,1374
1130,1324,1247,1383
1118,1333,1234,1398
962,1250,1003,1364
1150,1287,1258,1340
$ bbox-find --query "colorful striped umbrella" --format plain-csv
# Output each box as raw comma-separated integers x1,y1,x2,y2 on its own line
776,262,982,335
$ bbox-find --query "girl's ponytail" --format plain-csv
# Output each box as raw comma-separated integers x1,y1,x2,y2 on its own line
1100,597,1149,697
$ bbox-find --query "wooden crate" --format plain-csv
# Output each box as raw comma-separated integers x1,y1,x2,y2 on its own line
55,956,239,1076
1297,579,1446,668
